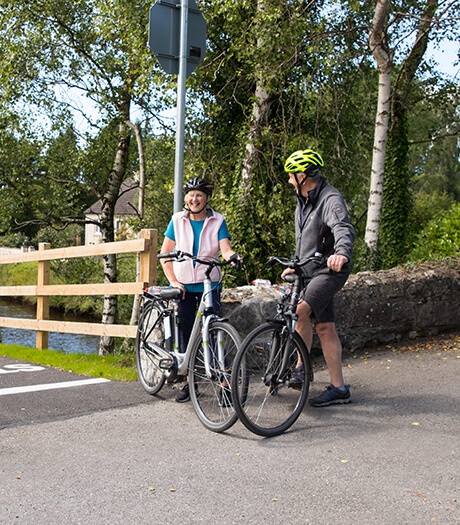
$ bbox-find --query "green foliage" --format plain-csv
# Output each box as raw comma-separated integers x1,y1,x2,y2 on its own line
409,203,460,261
221,173,296,285
379,111,411,269
0,262,38,286
406,189,454,250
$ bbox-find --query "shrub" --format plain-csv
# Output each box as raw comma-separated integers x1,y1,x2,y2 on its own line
409,202,460,261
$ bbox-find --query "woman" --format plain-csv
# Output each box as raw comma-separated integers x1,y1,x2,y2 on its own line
160,177,242,402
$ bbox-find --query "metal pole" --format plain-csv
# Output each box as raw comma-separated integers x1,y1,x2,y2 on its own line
173,0,188,213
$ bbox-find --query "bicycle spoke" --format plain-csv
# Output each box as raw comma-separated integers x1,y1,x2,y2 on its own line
232,323,310,437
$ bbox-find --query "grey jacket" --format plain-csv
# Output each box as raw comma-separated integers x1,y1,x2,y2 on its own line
295,178,355,264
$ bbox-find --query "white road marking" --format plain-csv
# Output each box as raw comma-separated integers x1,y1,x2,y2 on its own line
0,378,110,396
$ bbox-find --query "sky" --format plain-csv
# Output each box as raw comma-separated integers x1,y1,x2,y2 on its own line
427,39,459,80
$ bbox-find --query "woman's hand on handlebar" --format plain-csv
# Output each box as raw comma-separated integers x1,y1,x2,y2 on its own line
229,253,244,271
169,279,185,299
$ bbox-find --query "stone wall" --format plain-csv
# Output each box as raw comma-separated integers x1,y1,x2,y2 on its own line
222,261,460,350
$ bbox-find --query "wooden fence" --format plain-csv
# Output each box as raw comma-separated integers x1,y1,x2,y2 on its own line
0,229,158,350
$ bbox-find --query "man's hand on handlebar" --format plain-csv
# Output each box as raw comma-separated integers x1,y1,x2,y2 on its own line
281,268,295,280
327,254,348,273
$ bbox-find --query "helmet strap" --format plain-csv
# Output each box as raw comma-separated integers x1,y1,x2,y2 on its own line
294,173,308,191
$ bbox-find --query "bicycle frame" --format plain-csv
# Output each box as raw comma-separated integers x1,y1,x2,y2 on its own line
172,275,224,378
265,255,326,383
148,252,230,380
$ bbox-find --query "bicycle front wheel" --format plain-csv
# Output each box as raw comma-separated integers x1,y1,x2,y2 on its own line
136,302,167,395
189,321,241,433
231,322,310,437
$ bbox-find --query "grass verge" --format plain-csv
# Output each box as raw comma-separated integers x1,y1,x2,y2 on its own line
0,344,137,382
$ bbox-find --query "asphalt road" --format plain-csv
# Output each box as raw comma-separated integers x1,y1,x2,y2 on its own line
1,335,459,525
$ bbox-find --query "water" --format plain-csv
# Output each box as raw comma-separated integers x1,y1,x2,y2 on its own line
0,298,100,354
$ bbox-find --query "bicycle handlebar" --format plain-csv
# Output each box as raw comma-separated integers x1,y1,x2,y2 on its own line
158,250,240,269
263,255,327,272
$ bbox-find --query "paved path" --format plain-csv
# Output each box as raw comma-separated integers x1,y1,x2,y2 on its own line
1,336,459,524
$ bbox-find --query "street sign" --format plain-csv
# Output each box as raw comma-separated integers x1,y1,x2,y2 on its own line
148,0,207,76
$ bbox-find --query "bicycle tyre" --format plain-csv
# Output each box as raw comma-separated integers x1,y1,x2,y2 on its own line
136,301,167,395
189,321,241,433
231,322,310,437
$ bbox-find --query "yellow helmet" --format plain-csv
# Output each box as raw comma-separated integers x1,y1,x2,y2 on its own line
284,149,324,173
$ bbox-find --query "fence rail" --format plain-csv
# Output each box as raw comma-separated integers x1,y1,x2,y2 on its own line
0,229,158,350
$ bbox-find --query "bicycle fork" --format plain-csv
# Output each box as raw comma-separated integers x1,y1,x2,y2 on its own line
264,327,293,388
201,315,225,379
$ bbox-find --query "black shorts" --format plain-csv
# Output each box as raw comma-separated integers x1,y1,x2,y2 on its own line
300,266,349,324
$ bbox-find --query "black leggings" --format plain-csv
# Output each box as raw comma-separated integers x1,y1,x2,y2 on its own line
177,288,222,352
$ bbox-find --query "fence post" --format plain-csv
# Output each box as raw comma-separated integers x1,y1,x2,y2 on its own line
36,242,51,349
139,229,158,287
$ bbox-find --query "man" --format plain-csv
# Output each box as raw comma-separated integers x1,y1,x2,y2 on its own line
282,149,355,406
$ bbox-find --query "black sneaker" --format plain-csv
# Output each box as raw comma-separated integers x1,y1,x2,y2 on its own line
218,387,232,408
175,384,190,403
288,365,304,390
309,384,351,407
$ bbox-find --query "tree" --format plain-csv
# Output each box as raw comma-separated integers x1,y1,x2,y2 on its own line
362,0,460,268
379,0,440,267
365,0,392,262
0,0,170,353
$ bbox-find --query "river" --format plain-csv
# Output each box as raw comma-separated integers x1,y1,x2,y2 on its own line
0,298,100,354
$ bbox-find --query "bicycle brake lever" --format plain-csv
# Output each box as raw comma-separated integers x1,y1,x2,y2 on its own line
263,257,278,269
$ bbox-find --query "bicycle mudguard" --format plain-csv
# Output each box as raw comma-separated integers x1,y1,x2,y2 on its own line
211,316,229,323
144,286,182,300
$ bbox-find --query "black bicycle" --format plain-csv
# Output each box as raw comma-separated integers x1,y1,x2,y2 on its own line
231,255,327,437
136,251,242,433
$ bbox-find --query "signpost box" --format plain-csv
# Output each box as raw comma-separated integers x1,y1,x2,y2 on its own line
149,0,206,76
148,0,207,212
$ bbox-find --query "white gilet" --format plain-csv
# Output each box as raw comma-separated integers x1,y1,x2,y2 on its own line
172,209,224,284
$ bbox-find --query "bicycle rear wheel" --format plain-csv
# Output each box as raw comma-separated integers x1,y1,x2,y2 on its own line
189,321,241,433
231,322,310,437
136,302,167,395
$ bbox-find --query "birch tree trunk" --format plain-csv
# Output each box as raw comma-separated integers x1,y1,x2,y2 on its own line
126,121,145,327
99,93,132,355
240,0,272,195
365,0,392,253
241,83,272,195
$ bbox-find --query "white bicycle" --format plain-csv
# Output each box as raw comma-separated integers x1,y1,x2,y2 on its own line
136,251,242,433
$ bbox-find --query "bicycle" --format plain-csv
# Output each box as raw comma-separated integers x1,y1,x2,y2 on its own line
136,250,242,433
231,255,327,437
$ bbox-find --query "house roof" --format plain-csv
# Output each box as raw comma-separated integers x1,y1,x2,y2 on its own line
84,178,139,216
